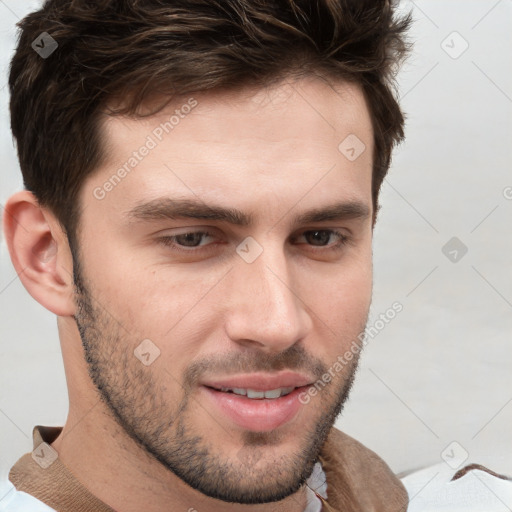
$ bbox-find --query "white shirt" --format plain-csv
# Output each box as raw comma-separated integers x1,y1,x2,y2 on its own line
402,462,512,512
0,479,55,511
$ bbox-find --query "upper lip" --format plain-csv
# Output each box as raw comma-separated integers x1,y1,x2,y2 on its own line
202,371,315,391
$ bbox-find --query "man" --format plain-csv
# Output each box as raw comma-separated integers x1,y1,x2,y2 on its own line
2,1,505,511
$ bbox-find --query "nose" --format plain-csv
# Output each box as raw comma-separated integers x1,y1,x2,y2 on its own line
224,241,313,353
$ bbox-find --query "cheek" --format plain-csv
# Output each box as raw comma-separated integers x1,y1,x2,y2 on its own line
305,245,372,305
320,276,371,334
301,254,372,354
81,242,189,329
91,257,228,362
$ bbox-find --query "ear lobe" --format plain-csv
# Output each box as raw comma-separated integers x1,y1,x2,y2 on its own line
3,190,76,316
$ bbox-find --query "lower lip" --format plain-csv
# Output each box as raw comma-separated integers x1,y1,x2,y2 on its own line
202,386,306,432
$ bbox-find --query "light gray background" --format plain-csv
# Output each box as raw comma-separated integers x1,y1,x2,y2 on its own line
1,0,511,484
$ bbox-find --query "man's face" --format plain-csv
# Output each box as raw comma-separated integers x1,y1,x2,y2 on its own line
74,76,374,504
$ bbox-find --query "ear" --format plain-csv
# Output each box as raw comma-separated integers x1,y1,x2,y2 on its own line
2,190,76,316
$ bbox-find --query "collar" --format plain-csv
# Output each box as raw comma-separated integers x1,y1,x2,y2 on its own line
9,426,114,512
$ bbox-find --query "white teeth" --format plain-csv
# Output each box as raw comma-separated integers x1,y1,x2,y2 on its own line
218,387,295,399
246,389,266,399
263,388,282,399
277,387,295,397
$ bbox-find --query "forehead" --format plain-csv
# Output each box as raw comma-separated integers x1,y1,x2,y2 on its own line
84,76,374,224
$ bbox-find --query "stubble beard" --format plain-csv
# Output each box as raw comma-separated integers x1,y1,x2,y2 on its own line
72,257,364,504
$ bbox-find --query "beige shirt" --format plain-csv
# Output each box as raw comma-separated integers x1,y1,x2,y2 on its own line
6,425,409,512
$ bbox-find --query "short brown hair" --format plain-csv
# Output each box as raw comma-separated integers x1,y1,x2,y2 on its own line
9,0,411,247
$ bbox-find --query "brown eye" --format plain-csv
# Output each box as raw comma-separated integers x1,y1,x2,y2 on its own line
304,230,332,246
173,232,208,247
293,230,350,250
158,230,217,251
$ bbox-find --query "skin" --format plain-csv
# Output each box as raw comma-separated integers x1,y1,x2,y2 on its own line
4,75,374,512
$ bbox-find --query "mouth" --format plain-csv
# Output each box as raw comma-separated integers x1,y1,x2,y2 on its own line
205,385,296,399
201,385,308,432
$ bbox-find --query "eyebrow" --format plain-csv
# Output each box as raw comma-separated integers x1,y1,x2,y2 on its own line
125,197,370,227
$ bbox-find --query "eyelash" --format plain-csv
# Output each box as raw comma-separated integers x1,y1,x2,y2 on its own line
157,229,351,254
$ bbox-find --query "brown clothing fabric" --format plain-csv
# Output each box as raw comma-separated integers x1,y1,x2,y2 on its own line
9,427,113,512
9,425,409,512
